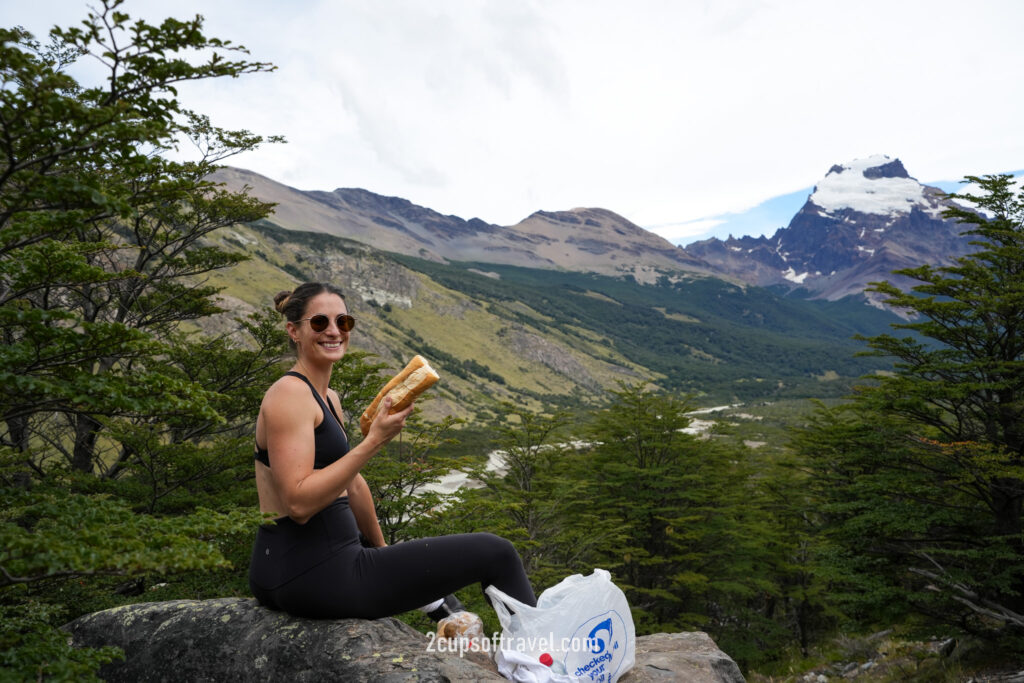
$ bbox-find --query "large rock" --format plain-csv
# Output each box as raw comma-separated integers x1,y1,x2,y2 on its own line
63,598,495,682
621,633,745,683
63,598,745,682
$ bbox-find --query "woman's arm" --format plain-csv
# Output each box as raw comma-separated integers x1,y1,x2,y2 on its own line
348,473,386,547
265,380,412,524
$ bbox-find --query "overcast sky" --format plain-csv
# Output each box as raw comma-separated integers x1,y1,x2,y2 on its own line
9,0,1024,244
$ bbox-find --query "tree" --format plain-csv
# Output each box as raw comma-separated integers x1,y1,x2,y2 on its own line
580,382,777,651
360,411,464,545
582,381,702,629
797,174,1024,641
456,403,610,586
787,402,922,628
0,2,281,477
416,401,616,636
0,2,283,677
106,311,288,513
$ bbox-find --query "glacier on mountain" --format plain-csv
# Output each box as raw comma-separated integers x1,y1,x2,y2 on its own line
809,155,926,216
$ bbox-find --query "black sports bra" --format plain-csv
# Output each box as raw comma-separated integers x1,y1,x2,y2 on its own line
254,372,350,469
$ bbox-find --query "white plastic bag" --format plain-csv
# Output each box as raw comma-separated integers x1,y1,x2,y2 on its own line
485,568,635,683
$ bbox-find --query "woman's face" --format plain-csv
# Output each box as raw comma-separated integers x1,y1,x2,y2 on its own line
287,292,351,364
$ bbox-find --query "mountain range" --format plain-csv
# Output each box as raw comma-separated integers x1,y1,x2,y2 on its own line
213,155,977,308
212,167,713,285
204,155,981,418
687,155,977,307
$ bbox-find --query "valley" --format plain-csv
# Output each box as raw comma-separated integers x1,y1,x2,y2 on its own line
203,154,984,424
203,218,900,426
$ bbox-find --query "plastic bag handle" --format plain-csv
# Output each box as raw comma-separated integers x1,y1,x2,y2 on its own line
485,584,536,629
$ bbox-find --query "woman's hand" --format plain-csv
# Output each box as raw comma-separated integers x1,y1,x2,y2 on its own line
363,396,415,442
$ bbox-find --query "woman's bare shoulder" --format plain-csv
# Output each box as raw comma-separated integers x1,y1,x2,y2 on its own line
326,386,343,405
262,374,315,414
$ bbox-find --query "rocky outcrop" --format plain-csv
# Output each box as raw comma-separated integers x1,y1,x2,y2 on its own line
63,598,498,682
498,323,602,391
625,632,745,682
63,598,745,682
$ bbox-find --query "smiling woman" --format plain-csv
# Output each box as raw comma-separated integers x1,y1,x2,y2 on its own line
247,281,537,620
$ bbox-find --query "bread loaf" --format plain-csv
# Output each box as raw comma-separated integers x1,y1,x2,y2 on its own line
359,355,439,433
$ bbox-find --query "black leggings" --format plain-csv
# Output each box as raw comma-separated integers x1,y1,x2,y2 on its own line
249,497,536,619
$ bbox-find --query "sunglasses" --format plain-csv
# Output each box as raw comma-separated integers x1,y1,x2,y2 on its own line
296,314,357,333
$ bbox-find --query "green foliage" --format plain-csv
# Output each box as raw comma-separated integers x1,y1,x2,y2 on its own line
386,252,896,400
456,405,608,588
0,602,123,683
1,487,262,588
104,311,287,512
361,413,467,544
1,0,281,473
860,175,1024,460
430,384,806,669
792,175,1024,649
0,458,264,678
579,383,787,661
0,1,282,676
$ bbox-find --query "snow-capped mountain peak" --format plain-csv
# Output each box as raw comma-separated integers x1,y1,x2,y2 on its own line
809,154,930,217
686,156,976,307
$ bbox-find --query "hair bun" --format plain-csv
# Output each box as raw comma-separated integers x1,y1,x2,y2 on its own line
273,290,292,313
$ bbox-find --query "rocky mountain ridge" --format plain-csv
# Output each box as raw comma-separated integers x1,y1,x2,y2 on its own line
205,223,651,424
686,155,976,307
212,167,714,285
214,156,980,310
199,155,988,414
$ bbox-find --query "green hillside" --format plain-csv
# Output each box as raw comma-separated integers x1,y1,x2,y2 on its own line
390,254,898,399
213,220,898,409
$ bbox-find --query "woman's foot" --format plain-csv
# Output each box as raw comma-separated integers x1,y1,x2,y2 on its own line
426,593,464,621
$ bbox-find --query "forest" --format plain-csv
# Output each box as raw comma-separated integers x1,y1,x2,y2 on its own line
2,2,1024,680
383,251,898,398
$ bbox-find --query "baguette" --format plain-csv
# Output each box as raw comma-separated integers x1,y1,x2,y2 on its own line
359,355,439,434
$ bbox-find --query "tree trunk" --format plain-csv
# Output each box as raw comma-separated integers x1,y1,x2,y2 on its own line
71,414,102,473
4,413,29,452
990,477,1023,536
991,476,1024,612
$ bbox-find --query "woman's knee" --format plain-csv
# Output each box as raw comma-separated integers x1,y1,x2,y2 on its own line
477,532,521,564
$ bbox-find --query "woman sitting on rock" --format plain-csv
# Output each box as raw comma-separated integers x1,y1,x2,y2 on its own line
248,281,536,620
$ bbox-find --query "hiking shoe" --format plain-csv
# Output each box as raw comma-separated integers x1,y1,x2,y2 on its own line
427,593,464,621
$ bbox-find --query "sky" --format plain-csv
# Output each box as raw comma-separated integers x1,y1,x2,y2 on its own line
8,0,1024,246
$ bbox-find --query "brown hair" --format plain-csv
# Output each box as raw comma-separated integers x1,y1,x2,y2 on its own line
274,282,347,351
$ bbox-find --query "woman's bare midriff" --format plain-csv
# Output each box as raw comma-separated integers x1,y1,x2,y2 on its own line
255,461,346,518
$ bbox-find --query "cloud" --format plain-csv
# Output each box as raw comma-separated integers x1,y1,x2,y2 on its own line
8,0,1024,233
646,218,728,244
